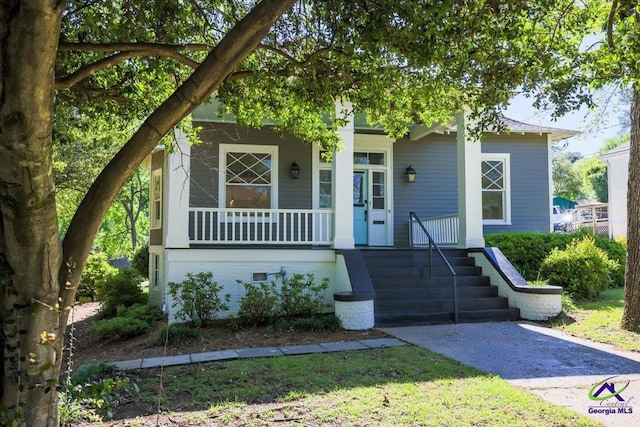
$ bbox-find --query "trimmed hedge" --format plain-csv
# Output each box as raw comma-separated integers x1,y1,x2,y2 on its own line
484,229,626,287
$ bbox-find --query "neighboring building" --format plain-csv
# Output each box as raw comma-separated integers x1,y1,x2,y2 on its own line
145,103,573,327
553,196,577,212
601,142,629,239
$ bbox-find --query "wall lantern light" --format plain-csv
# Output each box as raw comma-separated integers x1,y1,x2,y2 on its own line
290,161,301,179
405,165,417,183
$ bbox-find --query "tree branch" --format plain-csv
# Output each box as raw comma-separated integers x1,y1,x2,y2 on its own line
58,41,213,53
55,48,200,89
607,0,619,49
60,0,297,309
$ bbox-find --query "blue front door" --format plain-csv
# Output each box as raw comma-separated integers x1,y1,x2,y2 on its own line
353,170,368,245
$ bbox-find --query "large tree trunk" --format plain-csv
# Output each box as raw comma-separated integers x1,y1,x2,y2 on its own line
622,85,640,332
0,0,295,424
0,1,66,426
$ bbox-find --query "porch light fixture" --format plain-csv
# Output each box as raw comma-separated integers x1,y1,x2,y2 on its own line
290,161,301,179
405,165,417,183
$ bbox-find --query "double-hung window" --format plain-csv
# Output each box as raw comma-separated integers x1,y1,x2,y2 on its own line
481,154,511,225
150,169,163,229
219,144,278,211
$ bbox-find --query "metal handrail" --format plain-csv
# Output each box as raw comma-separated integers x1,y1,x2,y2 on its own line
409,212,459,323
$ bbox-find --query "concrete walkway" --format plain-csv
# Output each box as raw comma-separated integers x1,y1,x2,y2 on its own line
382,321,640,427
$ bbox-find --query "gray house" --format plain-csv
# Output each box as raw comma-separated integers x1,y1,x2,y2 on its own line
146,103,573,328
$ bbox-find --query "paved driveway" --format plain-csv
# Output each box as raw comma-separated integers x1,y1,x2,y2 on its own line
382,322,640,427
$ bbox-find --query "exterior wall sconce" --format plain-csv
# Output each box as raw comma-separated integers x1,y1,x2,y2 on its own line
290,161,300,179
405,165,417,183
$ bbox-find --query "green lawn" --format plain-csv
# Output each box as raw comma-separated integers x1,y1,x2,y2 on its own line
125,346,599,426
550,288,640,352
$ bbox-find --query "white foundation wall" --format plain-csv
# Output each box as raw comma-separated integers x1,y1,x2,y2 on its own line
164,248,340,324
470,253,562,321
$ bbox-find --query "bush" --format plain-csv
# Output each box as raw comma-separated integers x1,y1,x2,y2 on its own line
279,273,330,317
131,243,149,278
168,272,230,327
484,232,573,280
237,273,331,326
236,281,279,326
485,230,626,286
86,316,150,342
79,252,118,301
116,303,163,324
275,314,342,332
97,268,147,318
539,236,619,298
61,362,137,423
153,324,205,346
70,361,118,386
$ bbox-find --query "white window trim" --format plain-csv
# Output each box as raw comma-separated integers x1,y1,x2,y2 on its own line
150,169,163,229
481,153,511,225
218,143,279,211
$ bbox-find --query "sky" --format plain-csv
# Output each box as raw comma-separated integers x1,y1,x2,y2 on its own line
504,92,629,157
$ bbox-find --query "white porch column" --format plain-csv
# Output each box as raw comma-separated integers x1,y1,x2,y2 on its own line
456,111,485,248
164,129,191,248
332,100,355,249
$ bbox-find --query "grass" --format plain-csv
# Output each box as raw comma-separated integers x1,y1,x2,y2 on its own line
549,288,640,352
127,346,598,426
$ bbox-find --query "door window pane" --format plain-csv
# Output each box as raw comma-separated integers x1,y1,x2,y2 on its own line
353,173,364,205
372,171,385,210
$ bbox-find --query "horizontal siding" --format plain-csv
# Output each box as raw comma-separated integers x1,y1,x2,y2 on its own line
482,135,551,234
392,133,551,246
191,123,312,209
393,135,458,247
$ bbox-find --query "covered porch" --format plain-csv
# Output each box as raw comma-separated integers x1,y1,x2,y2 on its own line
168,105,483,250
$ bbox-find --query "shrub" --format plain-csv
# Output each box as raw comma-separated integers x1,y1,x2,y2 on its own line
61,362,138,423
97,268,147,318
79,252,118,301
86,316,150,342
275,314,342,332
236,281,279,326
485,230,626,286
70,361,118,386
279,273,330,317
116,303,163,324
237,273,331,326
153,324,205,346
539,236,619,298
484,232,573,281
131,243,149,278
168,272,230,327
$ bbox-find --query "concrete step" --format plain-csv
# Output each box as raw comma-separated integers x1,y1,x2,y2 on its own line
371,275,491,288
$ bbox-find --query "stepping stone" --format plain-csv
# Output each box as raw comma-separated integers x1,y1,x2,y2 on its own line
319,341,368,352
360,338,406,349
141,354,191,368
112,359,142,370
236,347,283,359
279,344,326,355
191,350,238,363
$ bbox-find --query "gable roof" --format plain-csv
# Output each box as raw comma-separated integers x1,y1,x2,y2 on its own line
601,141,630,159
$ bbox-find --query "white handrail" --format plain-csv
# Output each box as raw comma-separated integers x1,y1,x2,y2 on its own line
189,208,334,245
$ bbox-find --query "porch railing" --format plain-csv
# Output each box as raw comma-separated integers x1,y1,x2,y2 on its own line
189,208,334,245
409,214,459,247
409,212,459,323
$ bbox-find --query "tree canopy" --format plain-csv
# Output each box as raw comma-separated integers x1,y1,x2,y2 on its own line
0,1,627,425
